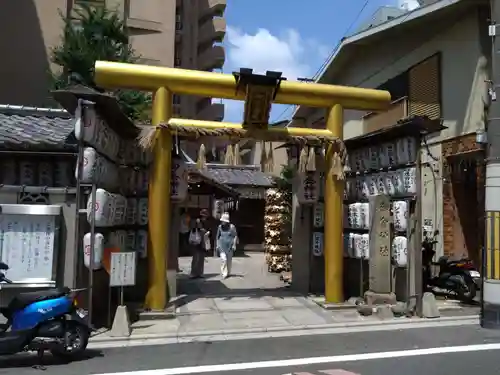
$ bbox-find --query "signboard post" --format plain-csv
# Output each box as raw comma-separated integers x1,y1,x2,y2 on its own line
109,251,136,338
110,252,136,305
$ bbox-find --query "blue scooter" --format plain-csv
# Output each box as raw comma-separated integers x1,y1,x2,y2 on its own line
0,261,92,369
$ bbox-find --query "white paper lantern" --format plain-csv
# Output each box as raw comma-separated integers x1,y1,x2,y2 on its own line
353,234,364,258
312,232,324,256
348,233,356,257
75,105,120,161
368,147,380,170
212,199,224,219
360,203,370,230
361,234,370,259
126,198,138,225
387,141,397,166
393,236,408,267
394,170,405,195
343,233,350,257
126,230,137,252
137,198,149,225
38,162,54,187
77,147,119,190
86,189,127,227
375,173,387,195
83,232,104,270
392,201,408,232
360,148,370,171
111,194,127,226
19,161,35,185
379,143,390,168
313,202,324,228
403,167,417,194
109,230,127,252
136,230,148,258
87,188,113,226
384,171,397,196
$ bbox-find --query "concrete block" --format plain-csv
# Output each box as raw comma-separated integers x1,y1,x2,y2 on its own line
364,291,397,305
422,292,440,318
348,297,364,306
109,305,131,337
166,269,177,299
376,304,394,320
357,304,374,316
391,302,407,317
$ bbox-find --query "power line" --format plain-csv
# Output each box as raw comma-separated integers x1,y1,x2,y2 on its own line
272,0,371,123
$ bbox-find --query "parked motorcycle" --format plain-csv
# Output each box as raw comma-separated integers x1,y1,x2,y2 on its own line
0,261,92,368
422,231,478,303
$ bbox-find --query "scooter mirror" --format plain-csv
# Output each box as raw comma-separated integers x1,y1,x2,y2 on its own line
0,262,8,271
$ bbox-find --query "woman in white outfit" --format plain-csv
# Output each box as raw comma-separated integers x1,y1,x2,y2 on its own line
216,212,238,279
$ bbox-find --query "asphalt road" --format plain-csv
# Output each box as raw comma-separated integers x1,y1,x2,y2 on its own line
2,324,500,375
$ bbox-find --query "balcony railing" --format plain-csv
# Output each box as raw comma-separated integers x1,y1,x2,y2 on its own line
198,17,226,45
198,45,225,71
199,0,227,18
362,96,408,134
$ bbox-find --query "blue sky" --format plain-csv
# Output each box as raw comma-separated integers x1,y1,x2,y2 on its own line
221,0,420,123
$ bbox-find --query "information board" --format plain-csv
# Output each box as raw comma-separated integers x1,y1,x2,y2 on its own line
0,214,57,284
109,252,136,287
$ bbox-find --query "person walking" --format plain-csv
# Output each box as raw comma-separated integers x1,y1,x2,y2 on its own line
215,212,238,279
188,217,209,278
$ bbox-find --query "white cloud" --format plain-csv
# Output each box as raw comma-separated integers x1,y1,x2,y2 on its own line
397,0,420,11
223,27,329,122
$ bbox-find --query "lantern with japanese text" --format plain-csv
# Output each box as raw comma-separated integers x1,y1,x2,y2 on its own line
171,158,188,202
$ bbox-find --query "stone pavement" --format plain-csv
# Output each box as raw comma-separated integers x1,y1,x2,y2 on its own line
92,253,479,341
132,253,378,336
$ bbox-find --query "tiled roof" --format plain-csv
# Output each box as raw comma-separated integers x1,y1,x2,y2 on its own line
0,105,76,150
201,165,275,187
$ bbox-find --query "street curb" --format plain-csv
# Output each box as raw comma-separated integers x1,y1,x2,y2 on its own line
90,314,479,343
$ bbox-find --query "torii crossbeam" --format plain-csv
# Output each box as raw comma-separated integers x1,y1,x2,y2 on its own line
94,61,391,310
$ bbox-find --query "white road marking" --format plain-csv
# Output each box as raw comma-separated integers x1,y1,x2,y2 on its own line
91,342,500,375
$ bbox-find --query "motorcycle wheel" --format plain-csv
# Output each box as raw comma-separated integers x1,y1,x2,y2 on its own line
50,322,89,360
456,276,477,303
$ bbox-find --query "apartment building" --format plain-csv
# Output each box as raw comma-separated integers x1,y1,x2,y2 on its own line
0,0,226,123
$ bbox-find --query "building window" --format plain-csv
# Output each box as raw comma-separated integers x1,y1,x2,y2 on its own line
173,95,181,105
377,72,409,102
74,0,106,7
174,49,182,67
175,13,182,30
196,98,210,113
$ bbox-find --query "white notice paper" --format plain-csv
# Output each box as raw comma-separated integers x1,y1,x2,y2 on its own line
109,252,136,287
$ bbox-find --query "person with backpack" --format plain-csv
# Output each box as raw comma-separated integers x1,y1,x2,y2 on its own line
216,212,238,279
188,217,209,278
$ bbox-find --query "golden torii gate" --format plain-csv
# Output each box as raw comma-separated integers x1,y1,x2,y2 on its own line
94,61,391,310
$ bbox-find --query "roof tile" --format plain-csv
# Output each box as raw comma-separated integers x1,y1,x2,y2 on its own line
0,109,75,150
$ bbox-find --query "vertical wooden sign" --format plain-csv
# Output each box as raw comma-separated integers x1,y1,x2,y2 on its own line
368,194,392,293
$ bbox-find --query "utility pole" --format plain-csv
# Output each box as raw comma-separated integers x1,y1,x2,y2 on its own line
483,0,500,329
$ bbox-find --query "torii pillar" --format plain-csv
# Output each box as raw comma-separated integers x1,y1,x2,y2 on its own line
94,61,391,309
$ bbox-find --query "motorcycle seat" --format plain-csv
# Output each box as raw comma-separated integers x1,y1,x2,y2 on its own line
8,287,70,312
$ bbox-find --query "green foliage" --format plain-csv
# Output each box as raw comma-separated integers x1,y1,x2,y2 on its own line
50,4,151,120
